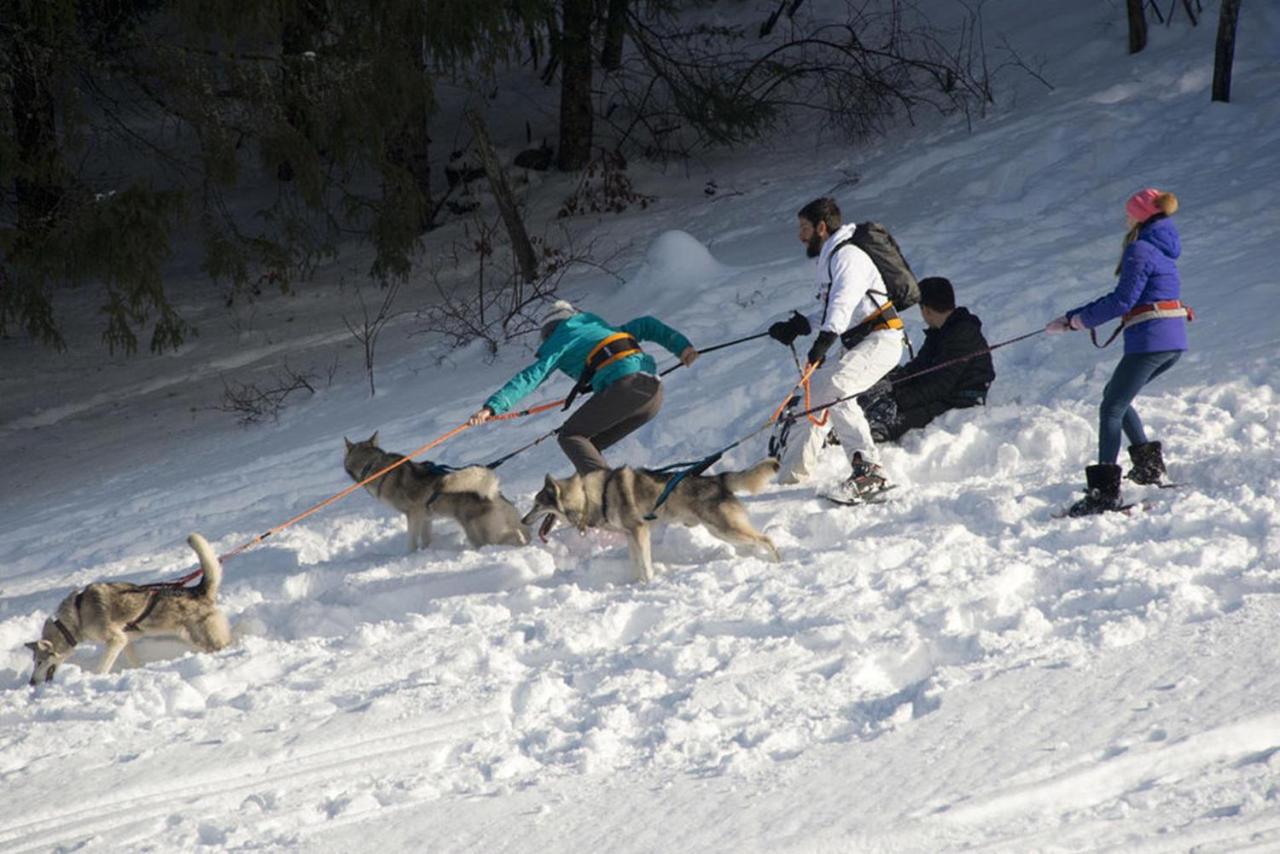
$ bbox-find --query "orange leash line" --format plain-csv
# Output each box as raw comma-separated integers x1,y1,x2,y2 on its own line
800,370,829,427
492,399,566,421
167,396,570,585
779,307,906,430
769,361,819,425
165,422,475,585
228,423,472,557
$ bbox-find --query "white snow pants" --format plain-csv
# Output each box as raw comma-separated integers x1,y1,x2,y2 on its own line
778,329,904,484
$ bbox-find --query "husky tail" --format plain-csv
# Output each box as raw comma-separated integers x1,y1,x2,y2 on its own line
437,466,501,501
722,458,780,495
188,533,223,602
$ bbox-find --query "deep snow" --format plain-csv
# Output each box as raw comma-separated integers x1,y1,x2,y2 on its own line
2,2,1278,852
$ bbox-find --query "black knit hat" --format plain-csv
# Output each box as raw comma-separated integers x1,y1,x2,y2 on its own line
918,277,956,311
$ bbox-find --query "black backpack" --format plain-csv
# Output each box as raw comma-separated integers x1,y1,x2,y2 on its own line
830,222,920,311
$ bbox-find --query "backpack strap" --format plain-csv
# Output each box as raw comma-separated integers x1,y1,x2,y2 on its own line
824,241,905,344
838,293,904,350
820,237,860,329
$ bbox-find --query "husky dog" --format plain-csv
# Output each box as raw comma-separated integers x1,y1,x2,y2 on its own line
522,459,781,582
343,432,528,550
26,533,232,685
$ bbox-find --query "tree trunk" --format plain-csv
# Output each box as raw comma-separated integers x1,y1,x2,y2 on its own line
465,110,538,284
278,0,328,182
1212,0,1243,103
557,0,594,171
11,36,63,231
1126,0,1147,54
389,34,434,233
389,108,433,233
600,0,628,71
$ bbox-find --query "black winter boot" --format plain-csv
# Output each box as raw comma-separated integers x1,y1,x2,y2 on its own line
1126,441,1166,485
1067,464,1124,517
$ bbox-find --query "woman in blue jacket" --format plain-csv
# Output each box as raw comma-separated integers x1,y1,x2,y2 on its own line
1047,188,1189,516
469,301,698,474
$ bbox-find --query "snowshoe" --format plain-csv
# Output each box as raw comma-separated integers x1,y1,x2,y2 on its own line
824,452,895,506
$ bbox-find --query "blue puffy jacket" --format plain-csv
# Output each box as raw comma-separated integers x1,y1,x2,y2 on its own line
484,313,691,415
1067,215,1188,354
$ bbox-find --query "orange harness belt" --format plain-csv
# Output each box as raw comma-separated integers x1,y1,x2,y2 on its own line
1122,299,1194,327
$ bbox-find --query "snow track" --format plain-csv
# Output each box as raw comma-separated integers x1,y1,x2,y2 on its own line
0,711,501,852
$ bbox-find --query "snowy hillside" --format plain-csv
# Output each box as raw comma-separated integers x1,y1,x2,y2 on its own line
2,2,1279,852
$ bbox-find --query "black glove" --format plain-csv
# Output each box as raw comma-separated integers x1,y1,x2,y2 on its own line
767,310,812,346
806,330,838,368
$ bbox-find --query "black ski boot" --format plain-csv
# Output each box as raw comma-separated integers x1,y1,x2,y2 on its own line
1126,441,1166,485
1067,463,1124,517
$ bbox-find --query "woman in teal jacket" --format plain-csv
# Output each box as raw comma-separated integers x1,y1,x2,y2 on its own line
469,301,698,474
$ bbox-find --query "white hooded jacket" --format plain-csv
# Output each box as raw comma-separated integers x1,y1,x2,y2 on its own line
808,223,888,336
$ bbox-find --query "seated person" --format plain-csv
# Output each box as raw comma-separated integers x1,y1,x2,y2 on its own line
860,276,995,442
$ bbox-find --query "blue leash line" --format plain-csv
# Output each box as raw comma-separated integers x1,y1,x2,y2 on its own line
641,424,774,520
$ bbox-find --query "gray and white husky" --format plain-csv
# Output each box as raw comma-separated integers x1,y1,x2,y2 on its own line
521,459,781,583
26,533,232,685
343,432,528,550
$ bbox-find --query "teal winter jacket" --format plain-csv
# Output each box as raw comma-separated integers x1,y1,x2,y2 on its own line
484,313,691,415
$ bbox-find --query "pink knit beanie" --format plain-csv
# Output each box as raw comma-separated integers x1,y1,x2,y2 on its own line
1126,188,1178,222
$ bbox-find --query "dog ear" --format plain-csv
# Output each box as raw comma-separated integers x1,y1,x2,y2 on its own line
368,431,379,446
344,436,354,451
25,641,37,652
543,474,561,501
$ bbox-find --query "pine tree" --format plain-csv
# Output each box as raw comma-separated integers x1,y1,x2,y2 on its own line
1,0,546,353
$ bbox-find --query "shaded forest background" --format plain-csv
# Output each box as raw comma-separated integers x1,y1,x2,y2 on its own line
0,0,1239,354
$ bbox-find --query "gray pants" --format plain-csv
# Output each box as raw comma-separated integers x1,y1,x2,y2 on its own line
558,373,663,474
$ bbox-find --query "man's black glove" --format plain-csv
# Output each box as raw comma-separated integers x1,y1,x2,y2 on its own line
806,330,838,368
767,310,811,346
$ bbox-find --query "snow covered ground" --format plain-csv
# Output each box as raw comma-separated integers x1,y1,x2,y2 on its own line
2,2,1279,851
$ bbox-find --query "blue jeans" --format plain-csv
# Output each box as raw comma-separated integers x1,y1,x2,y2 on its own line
1098,351,1181,464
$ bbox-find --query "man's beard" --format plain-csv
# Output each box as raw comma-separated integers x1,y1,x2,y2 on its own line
805,232,823,258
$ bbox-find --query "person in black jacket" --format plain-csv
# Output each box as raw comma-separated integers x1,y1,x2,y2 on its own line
859,277,995,442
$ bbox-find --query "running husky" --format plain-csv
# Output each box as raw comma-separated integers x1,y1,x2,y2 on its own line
522,459,781,582
343,432,528,550
26,533,232,685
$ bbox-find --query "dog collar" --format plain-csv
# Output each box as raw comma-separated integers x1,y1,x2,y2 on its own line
352,459,385,498
52,618,78,647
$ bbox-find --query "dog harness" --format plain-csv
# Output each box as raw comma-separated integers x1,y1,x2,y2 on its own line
51,591,85,648
562,332,644,410
125,592,161,633
353,456,455,499
1092,299,1194,348
52,618,78,647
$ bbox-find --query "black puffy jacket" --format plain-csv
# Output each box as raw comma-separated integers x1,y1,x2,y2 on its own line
892,307,995,415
